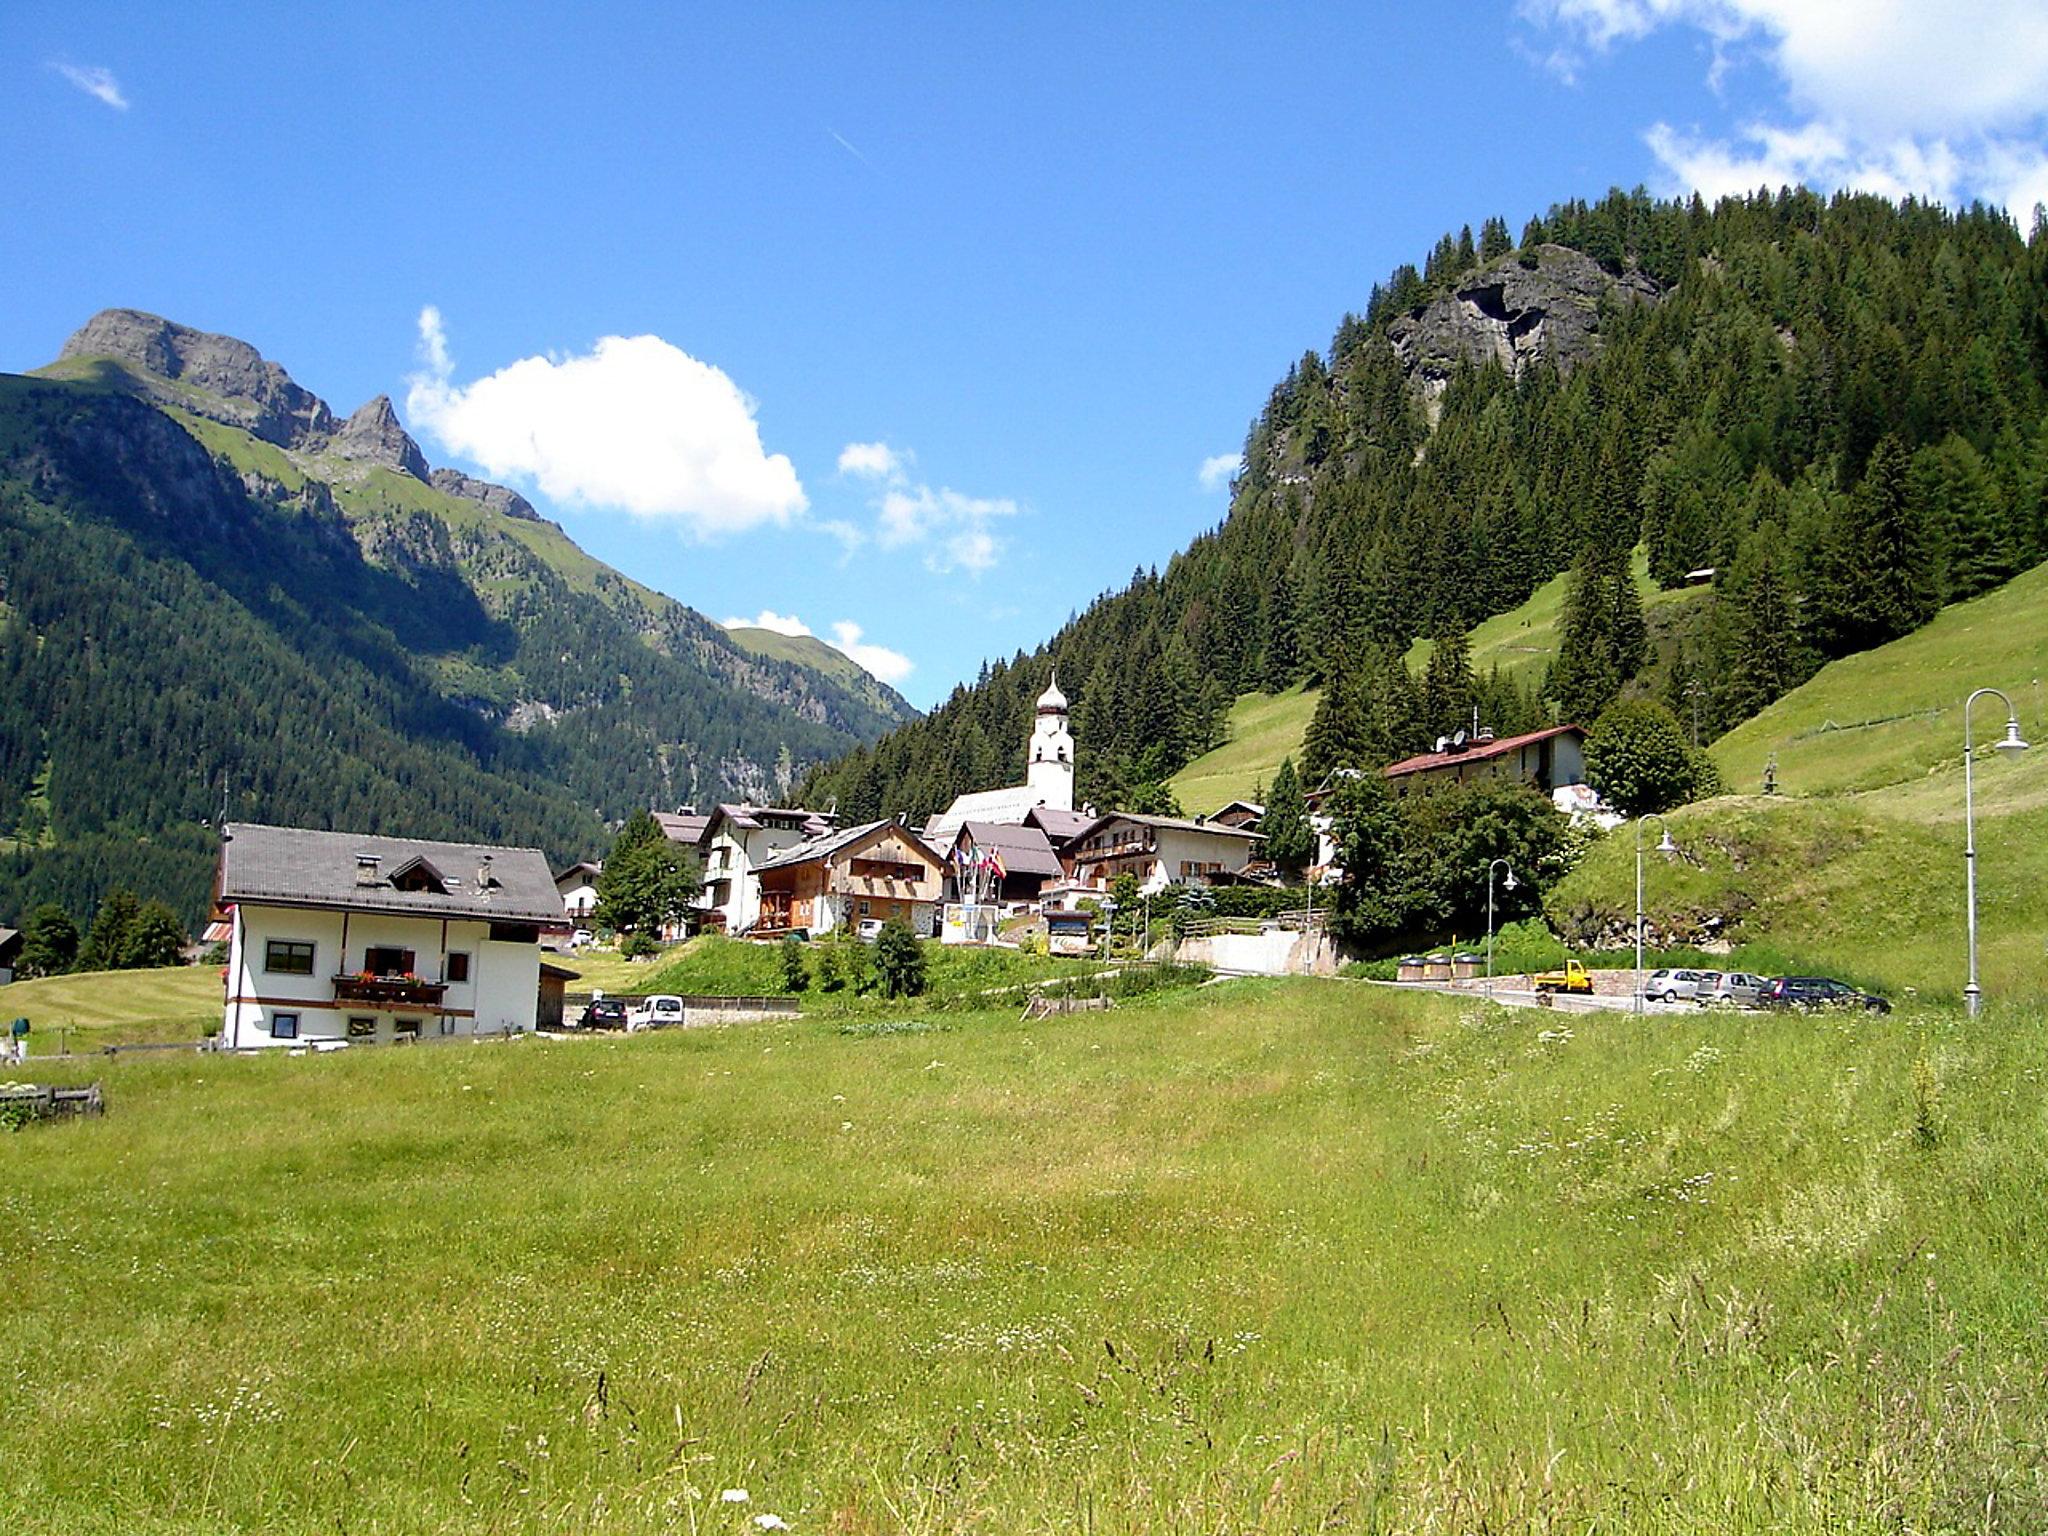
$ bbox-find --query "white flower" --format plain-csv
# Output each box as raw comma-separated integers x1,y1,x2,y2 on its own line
754,1517,789,1531
720,1488,750,1503
840,1121,853,1132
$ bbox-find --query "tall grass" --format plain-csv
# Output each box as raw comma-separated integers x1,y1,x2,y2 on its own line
5,980,2045,1531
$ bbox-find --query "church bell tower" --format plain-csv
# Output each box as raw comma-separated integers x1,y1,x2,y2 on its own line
1026,670,1075,811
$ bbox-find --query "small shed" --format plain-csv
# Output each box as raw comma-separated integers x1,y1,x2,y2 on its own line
0,927,21,986
537,961,580,1030
1045,908,1095,957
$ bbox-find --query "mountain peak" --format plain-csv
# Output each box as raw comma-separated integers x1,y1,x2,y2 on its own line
57,308,335,448
331,393,431,482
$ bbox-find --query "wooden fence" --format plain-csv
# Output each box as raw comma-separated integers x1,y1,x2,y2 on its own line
0,1082,104,1124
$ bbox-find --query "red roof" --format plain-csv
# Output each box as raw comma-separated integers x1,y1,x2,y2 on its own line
1381,724,1584,780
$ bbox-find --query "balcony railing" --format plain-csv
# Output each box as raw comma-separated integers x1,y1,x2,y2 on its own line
333,974,450,1006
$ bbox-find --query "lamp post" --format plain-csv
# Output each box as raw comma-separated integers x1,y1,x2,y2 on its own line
1963,688,2029,1017
1634,813,1679,1016
1485,858,1517,1001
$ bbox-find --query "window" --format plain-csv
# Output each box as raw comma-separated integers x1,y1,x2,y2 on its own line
394,1018,422,1039
859,900,871,915
270,1012,300,1040
265,940,316,976
346,1016,376,1039
445,952,471,983
363,946,415,977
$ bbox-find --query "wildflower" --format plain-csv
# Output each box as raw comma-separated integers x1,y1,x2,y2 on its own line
754,1517,789,1531
721,1489,750,1504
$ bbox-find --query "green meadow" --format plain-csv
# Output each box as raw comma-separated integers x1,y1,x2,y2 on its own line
6,978,2046,1532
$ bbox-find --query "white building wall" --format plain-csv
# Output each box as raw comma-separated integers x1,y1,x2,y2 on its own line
704,823,817,933
558,879,598,919
225,904,539,1048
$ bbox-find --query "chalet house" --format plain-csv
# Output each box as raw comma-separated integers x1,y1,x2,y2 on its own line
945,820,1065,904
1379,725,1587,798
554,861,601,920
215,823,563,1049
0,926,21,986
754,819,946,936
695,803,835,934
1023,804,1098,858
1066,811,1263,895
1208,800,1265,831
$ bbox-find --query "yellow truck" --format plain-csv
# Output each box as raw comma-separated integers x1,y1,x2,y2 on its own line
1533,958,1595,995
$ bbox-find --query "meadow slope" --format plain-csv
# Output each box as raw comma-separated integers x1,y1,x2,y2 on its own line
6,981,2045,1533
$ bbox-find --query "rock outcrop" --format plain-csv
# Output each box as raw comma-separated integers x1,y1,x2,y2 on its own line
1387,245,1659,400
430,466,544,522
330,395,432,481
58,308,336,448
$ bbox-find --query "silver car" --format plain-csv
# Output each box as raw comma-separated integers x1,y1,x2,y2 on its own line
1641,967,1713,1003
1702,971,1768,1007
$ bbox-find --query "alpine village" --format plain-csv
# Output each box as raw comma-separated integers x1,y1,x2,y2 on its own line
8,17,2048,1529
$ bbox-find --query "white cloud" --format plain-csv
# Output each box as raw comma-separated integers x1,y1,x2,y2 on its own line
876,483,1016,574
406,307,806,538
1197,452,1243,492
53,63,128,110
722,610,812,637
1524,0,2048,216
837,440,908,480
827,621,914,686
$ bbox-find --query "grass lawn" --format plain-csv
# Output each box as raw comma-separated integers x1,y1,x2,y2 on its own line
643,935,1092,1011
1710,559,2048,800
5,980,2045,1531
547,939,693,996
0,964,221,1049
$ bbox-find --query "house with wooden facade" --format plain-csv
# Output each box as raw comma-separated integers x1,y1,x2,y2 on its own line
945,820,1065,904
753,819,946,936
1065,811,1263,895
694,803,835,934
215,823,563,1049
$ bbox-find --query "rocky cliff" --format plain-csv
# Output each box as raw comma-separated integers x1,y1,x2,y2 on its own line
1386,244,1659,406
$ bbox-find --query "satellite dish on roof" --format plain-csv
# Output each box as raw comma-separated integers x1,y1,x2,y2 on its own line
1453,728,1468,748
1435,736,1449,753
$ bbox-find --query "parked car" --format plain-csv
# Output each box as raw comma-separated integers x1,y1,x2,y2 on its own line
581,997,628,1030
569,928,595,949
1641,967,1713,1003
1703,971,1769,1007
628,994,686,1031
1761,976,1891,1013
856,918,886,941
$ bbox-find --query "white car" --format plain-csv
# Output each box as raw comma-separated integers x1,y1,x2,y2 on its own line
856,918,886,941
569,928,595,949
1641,967,1713,1003
1702,971,1768,1007
627,994,685,1031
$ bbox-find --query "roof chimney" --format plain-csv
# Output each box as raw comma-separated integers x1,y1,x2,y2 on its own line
354,854,380,887
476,853,494,896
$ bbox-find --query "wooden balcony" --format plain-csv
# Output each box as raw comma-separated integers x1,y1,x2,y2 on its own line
333,974,449,1006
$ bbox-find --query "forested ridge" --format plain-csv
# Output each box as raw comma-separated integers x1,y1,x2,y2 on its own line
799,188,2048,821
0,366,910,928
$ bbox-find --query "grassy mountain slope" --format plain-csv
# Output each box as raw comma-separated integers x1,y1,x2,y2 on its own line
1546,561,2048,1001
1168,550,1697,813
723,624,915,721
0,333,912,925
9,980,2046,1528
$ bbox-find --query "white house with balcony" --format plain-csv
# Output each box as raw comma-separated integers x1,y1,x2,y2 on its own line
694,803,835,934
1065,811,1263,895
215,823,565,1049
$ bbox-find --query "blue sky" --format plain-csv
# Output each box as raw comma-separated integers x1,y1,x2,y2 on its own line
6,2,2046,707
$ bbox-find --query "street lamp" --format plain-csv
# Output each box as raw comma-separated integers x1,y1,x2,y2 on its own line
1963,687,2029,1017
1634,813,1679,1016
1485,858,1517,1001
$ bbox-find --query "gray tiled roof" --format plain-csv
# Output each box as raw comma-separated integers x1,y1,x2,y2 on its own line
218,823,563,924
752,818,895,873
954,821,1064,878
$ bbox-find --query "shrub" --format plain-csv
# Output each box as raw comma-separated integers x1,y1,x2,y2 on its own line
874,920,926,999
619,931,659,960
779,934,809,993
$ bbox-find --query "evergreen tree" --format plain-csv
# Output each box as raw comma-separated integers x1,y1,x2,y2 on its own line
1302,659,1370,786
1262,567,1301,691
779,933,809,993
1816,434,1938,652
120,899,187,969
874,919,925,998
18,902,79,978
1480,215,1513,262
1707,520,1810,728
1419,628,1478,741
83,888,141,972
1261,758,1314,876
1546,550,1624,723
